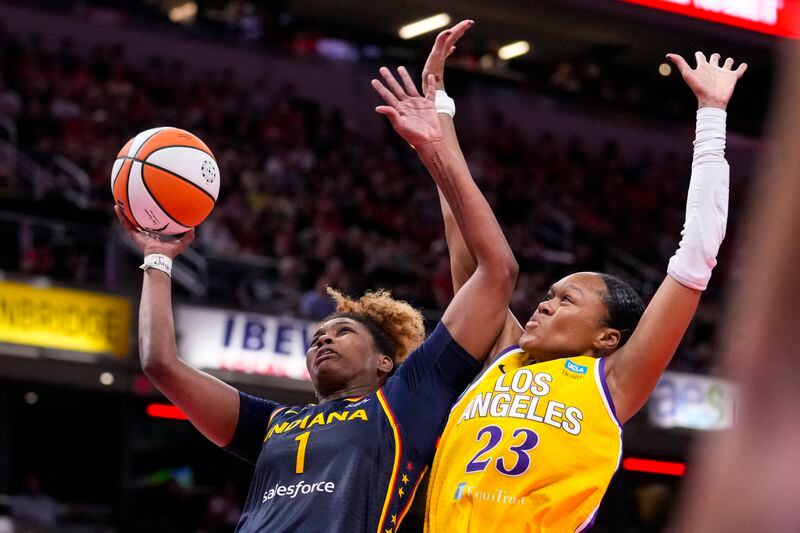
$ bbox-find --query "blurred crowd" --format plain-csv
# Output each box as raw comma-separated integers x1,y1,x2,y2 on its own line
1,472,241,533
0,26,740,374
15,0,770,132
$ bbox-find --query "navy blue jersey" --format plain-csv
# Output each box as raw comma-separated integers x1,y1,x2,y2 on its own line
225,322,481,533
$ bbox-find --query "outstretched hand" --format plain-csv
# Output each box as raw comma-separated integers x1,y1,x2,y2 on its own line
372,68,443,148
667,52,747,110
421,19,474,95
114,205,195,259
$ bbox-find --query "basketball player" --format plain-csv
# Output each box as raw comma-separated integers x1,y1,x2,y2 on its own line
409,22,747,532
115,71,518,531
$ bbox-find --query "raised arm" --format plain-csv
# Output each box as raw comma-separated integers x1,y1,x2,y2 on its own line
421,21,524,355
421,21,475,291
677,44,800,533
371,70,518,360
116,207,240,446
605,52,747,423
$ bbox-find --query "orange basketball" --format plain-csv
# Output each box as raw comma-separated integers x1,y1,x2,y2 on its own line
110,127,220,235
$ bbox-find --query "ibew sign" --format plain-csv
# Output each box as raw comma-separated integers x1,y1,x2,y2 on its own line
175,305,315,380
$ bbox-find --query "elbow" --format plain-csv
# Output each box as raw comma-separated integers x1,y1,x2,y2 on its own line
504,255,520,287
485,254,519,294
500,245,519,282
505,257,520,292
140,350,164,380
139,338,173,382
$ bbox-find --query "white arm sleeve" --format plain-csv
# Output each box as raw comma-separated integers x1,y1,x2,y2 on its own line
667,107,729,291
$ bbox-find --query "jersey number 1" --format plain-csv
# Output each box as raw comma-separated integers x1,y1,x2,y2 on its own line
465,425,539,476
294,431,310,474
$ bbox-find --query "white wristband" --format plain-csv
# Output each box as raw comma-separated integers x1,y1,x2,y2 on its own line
140,254,173,277
435,90,455,117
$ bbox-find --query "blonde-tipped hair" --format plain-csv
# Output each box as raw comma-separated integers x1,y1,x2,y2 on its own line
326,288,425,363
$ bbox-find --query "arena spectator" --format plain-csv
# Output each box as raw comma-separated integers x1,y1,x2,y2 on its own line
9,473,64,531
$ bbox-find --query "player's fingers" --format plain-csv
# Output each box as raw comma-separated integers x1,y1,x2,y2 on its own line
709,53,721,67
375,106,400,122
723,57,734,70
379,66,407,100
113,204,126,225
445,19,473,48
446,45,456,58
695,51,707,67
666,53,690,74
182,228,196,246
425,74,436,100
371,79,400,107
114,205,137,234
397,66,420,97
432,28,451,54
735,63,748,79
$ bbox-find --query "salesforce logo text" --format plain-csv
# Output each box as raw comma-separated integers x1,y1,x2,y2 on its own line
262,480,335,502
564,359,588,374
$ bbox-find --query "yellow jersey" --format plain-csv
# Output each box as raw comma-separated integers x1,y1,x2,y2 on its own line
425,347,622,533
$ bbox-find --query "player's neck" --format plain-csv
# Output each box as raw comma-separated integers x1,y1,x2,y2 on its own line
317,383,378,404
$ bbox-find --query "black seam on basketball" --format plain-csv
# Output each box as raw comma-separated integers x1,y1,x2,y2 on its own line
132,128,167,159
140,166,192,229
121,128,164,220
111,159,124,190
125,161,145,230
143,144,214,159
141,161,217,203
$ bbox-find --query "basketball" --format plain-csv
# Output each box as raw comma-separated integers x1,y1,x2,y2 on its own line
110,127,220,235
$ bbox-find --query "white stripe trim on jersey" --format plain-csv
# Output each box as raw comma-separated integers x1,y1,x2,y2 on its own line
449,345,525,414
575,504,599,533
594,357,623,432
588,357,623,531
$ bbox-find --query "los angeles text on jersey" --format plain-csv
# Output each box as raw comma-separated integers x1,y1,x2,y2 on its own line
456,369,583,435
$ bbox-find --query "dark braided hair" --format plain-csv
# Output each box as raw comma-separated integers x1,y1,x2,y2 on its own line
598,273,645,349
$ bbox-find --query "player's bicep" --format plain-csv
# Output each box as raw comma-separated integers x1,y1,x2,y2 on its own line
606,276,701,423
383,323,481,456
148,359,241,447
441,268,515,360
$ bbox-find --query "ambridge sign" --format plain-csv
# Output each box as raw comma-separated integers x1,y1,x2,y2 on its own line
0,281,131,357
623,0,800,38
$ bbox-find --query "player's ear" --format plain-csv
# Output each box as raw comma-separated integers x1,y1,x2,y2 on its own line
594,327,621,355
377,354,394,374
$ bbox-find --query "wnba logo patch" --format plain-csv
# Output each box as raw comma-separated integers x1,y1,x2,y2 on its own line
453,482,467,500
564,359,588,374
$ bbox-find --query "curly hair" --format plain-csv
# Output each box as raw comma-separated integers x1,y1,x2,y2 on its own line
325,288,425,364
